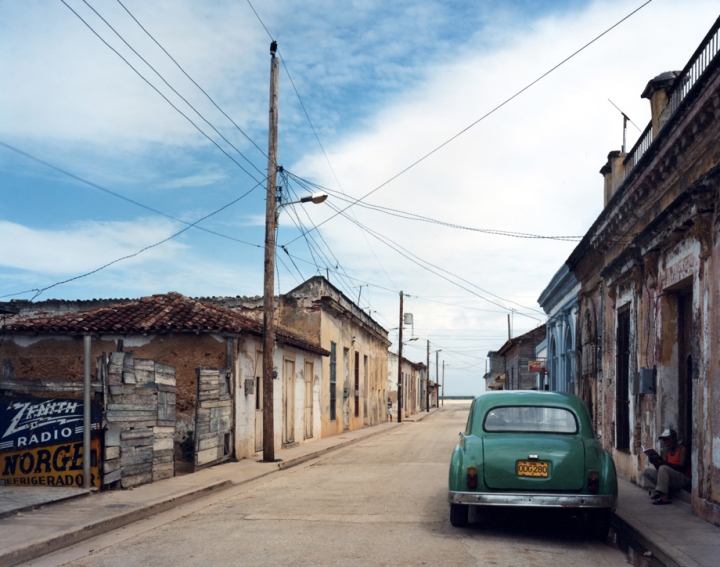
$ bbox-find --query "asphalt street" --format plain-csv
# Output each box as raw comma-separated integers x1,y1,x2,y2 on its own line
24,402,631,567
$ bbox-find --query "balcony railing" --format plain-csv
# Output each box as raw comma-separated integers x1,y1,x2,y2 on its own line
669,19,720,116
624,122,652,173
624,17,720,176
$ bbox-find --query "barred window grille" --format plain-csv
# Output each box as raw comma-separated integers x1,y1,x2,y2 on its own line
330,342,337,421
615,307,631,451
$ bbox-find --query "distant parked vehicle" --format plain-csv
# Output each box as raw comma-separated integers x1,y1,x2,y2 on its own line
448,391,617,538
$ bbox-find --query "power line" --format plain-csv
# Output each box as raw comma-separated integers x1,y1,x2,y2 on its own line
0,140,263,250
242,0,398,291
413,295,540,316
60,0,262,183
115,0,268,159
292,177,582,241
324,201,546,319
1,179,263,300
242,2,399,295
275,250,300,287
282,0,654,244
245,0,274,41
297,173,399,290
80,0,264,178
277,60,399,290
282,174,363,299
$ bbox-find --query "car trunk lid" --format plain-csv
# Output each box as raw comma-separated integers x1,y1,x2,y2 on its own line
482,435,585,490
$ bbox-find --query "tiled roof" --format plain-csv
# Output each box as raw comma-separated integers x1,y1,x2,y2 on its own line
5,292,330,356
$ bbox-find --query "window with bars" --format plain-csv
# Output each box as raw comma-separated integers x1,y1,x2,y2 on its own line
330,342,337,421
354,351,360,418
615,306,631,451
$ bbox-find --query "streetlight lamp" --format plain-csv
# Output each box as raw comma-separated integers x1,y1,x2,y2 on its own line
278,192,328,207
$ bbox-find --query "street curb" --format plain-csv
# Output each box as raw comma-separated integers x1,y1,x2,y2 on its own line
0,480,232,567
278,423,402,470
612,509,703,567
410,409,440,422
0,421,407,567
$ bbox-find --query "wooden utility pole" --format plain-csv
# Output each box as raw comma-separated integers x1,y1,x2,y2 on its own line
442,360,445,407
83,335,91,488
262,41,279,462
397,291,403,423
435,350,440,407
426,339,430,412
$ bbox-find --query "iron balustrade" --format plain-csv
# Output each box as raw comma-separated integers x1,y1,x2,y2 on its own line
624,123,652,173
624,17,720,177
669,20,720,116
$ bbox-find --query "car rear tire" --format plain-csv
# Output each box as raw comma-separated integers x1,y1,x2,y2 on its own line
588,509,612,540
450,504,469,527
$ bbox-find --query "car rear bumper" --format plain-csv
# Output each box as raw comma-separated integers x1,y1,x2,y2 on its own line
448,491,616,509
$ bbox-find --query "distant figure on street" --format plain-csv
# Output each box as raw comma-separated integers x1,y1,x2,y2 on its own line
642,428,691,505
387,398,393,420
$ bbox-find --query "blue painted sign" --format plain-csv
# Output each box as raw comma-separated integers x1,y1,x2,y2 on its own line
0,398,100,453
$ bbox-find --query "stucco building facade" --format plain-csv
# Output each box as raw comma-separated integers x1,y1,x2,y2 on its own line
538,264,581,393
563,20,720,525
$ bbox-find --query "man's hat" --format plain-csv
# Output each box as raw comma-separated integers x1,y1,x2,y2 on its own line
659,428,677,439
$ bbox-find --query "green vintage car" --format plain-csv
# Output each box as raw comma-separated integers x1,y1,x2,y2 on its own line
448,391,617,537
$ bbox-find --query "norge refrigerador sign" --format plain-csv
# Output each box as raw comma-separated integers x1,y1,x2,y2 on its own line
0,398,101,487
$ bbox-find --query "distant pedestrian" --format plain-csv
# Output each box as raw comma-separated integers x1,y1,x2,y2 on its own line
387,398,393,420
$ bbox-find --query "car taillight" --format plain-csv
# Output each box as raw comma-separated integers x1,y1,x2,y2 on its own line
588,470,599,493
467,466,478,489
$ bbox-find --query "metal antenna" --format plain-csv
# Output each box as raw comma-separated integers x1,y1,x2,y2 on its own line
608,99,641,153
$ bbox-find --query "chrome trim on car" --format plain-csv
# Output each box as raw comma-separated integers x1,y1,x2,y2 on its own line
448,491,616,509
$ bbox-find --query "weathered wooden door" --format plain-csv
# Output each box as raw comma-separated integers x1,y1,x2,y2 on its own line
194,367,233,468
254,350,263,453
283,359,295,444
304,360,314,439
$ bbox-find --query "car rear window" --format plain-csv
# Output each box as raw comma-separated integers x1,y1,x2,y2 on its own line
483,406,578,434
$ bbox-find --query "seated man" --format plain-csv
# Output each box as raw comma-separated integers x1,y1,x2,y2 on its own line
642,428,691,505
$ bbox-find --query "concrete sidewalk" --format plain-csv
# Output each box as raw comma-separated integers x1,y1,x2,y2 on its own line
613,477,720,567
0,413,442,567
0,487,90,520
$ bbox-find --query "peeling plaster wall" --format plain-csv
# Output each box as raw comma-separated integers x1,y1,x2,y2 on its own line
1,333,226,437
387,353,423,418
277,278,389,439
234,334,323,460
567,51,720,525
318,310,388,437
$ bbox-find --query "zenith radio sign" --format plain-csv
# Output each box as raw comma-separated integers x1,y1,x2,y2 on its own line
0,398,100,453
0,398,102,487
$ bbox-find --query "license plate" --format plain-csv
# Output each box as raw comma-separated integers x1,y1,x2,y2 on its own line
517,460,549,477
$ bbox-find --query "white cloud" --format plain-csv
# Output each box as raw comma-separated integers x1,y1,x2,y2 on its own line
292,0,717,309
0,217,185,274
160,171,228,189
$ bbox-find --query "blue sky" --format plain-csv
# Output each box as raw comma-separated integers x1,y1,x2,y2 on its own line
1,0,718,394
